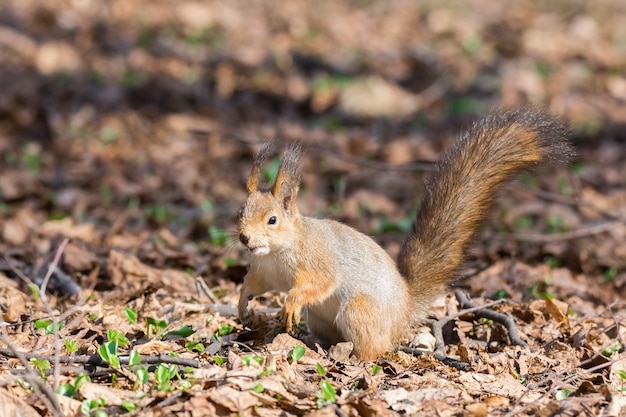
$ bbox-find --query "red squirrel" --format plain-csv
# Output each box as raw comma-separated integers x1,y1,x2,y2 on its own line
237,108,572,360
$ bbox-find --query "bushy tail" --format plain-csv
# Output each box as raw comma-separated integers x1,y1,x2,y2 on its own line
398,108,573,308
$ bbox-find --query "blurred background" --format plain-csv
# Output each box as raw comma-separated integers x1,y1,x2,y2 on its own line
0,0,625,293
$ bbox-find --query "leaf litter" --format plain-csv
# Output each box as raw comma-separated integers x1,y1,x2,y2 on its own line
0,0,626,416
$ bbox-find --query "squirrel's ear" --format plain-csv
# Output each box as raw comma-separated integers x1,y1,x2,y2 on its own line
246,142,275,193
276,181,297,211
272,143,302,208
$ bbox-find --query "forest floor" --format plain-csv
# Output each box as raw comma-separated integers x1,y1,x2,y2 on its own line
1,0,626,416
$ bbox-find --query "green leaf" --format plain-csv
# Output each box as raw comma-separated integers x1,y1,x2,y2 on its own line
122,400,137,412
165,325,196,338
155,364,175,392
57,383,76,398
319,380,336,403
251,383,265,393
316,363,326,376
98,340,120,368
242,355,264,366
602,343,622,357
493,289,510,300
135,366,149,385
93,410,108,417
214,356,227,366
146,317,168,329
107,329,130,348
371,364,382,376
75,374,90,389
179,379,192,390
129,350,141,366
64,339,78,354
124,307,137,324
555,388,575,400
34,319,62,334
617,370,626,380
217,324,234,336
80,399,94,414
290,345,306,363
30,358,51,377
185,340,205,353
146,317,168,338
28,284,40,299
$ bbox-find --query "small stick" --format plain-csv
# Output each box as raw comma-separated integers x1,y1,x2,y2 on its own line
0,348,200,368
454,290,527,347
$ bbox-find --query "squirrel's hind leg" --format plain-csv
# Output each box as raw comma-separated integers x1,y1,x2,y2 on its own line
336,294,397,361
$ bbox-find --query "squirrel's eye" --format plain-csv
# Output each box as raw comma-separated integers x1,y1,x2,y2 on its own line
268,216,277,225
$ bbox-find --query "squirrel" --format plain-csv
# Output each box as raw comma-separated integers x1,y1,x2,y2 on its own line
237,108,573,361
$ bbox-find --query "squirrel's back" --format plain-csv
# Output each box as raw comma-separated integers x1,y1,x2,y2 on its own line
398,109,573,310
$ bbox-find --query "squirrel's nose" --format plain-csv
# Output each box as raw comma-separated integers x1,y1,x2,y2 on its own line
239,233,249,246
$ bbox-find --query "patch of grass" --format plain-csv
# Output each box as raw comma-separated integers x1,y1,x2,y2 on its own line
447,97,481,117
462,35,482,56
374,217,413,234
144,203,176,224
121,68,148,88
99,125,120,144
543,256,561,269
208,225,230,246
546,216,568,233
603,267,617,283
513,215,534,230
23,153,42,173
492,288,510,299
535,60,555,79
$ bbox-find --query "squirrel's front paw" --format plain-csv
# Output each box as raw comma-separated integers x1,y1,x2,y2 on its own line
281,298,302,334
239,309,253,328
238,294,253,328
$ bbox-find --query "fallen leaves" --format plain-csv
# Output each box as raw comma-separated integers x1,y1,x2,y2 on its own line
0,0,625,416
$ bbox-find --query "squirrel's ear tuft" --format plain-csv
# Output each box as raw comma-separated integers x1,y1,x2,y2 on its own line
246,142,275,193
272,143,302,204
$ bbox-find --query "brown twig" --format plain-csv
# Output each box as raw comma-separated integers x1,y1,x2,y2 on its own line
0,330,62,416
399,296,513,371
0,348,200,368
396,345,470,371
38,238,70,392
2,254,34,285
454,291,527,347
196,276,220,304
